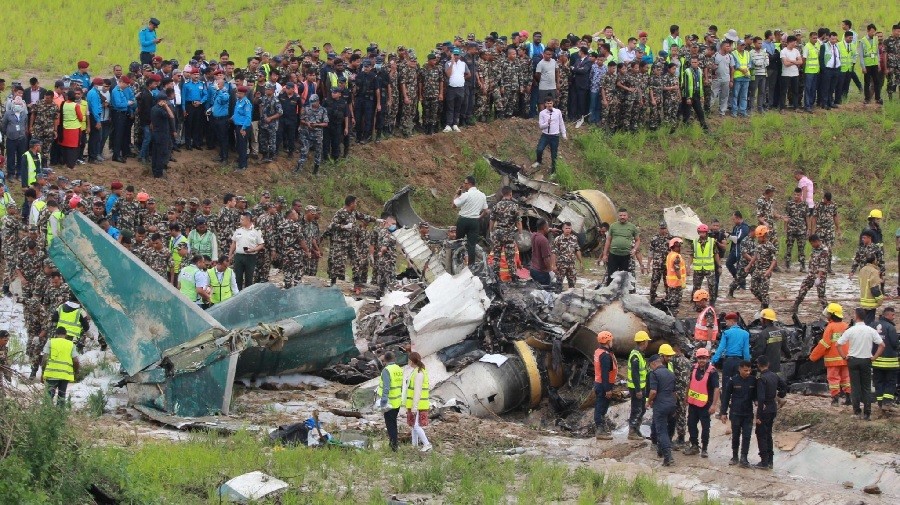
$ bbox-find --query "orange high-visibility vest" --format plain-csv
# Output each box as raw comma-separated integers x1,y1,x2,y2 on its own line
594,347,618,384
665,251,686,288
694,306,719,342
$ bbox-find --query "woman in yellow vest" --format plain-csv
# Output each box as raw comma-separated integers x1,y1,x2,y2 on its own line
404,352,432,452
55,90,84,169
43,327,80,406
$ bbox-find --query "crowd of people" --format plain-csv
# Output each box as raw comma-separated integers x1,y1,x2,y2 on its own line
1,18,899,181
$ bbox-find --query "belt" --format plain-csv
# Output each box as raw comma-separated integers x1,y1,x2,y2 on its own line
725,355,743,359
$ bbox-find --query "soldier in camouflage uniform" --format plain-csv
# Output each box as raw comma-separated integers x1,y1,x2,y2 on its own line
258,83,283,162
0,330,10,387
662,63,681,127
112,188,142,236
278,209,304,288
296,94,328,174
886,27,900,99
698,45,715,112
353,219,374,288
254,203,279,284
648,222,673,303
791,234,829,314
756,186,781,251
671,344,691,449
2,204,21,291
556,53,571,119
30,93,58,166
302,207,321,277
499,48,523,118
15,240,45,299
143,233,174,278
43,273,71,320
813,192,839,273
647,65,664,130
215,195,239,255
326,196,361,289
387,59,400,134
182,198,201,229
783,189,808,271
850,230,880,277
749,227,777,309
375,215,398,296
617,61,644,132
553,223,582,289
601,62,620,133
398,57,419,136
141,198,166,233
518,48,533,118
476,51,504,122
419,53,444,134
489,187,521,281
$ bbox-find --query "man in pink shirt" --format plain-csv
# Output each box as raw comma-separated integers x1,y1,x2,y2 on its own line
795,169,814,233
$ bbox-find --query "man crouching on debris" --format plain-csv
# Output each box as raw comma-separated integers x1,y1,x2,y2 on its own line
594,331,617,440
647,353,677,466
627,331,651,440
375,351,404,451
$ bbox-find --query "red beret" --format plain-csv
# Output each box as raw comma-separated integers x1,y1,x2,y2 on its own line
639,31,648,38
237,86,249,93
110,181,123,190
213,70,223,75
190,68,200,74
78,60,90,69
725,312,739,320
120,76,132,84
152,56,163,62
148,74,162,82
91,77,105,85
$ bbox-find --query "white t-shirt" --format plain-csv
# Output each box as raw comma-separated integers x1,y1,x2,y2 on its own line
780,48,801,77
453,187,488,219
797,176,814,208
231,226,264,254
446,60,467,88
535,58,558,90
836,322,883,359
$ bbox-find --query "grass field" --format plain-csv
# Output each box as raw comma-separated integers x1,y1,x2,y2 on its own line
2,1,899,75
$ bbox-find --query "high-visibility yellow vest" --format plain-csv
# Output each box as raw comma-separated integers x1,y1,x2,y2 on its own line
804,42,820,74
839,42,855,71
24,151,41,186
626,349,647,389
178,264,200,302
404,368,431,411
46,209,64,244
169,235,188,273
56,305,83,339
375,363,404,409
207,267,234,304
861,37,878,66
78,100,88,130
62,101,81,130
693,239,715,271
44,337,75,382
0,193,13,218
859,267,883,309
733,51,751,79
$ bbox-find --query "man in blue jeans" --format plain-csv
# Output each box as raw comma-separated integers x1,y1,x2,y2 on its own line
647,353,677,466
532,98,566,173
593,331,616,440
731,41,752,117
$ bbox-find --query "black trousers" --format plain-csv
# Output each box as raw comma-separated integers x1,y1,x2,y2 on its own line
730,414,752,458
323,125,342,161
455,216,481,266
150,133,170,178
606,253,631,284
235,126,249,169
863,66,882,101
110,110,128,158
873,368,898,403
5,137,26,176
687,405,712,448
678,93,707,128
780,76,799,109
212,116,230,161
280,118,297,154
233,253,257,291
756,412,776,464
384,407,399,450
444,86,465,126
820,67,840,107
140,51,154,65
720,356,742,393
185,104,205,147
629,388,646,429
88,118,104,160
572,88,589,118
848,356,873,414
46,379,69,407
652,404,675,458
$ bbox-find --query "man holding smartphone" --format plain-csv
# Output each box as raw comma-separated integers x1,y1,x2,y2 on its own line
229,212,264,290
138,18,162,65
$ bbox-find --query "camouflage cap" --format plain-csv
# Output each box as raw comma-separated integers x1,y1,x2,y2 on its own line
264,82,276,90
305,205,317,212
764,184,776,192
658,221,668,228
275,196,286,204
142,63,153,72
174,198,187,205
261,191,271,197
43,258,55,267
261,202,273,209
147,197,157,204
254,47,264,55
418,221,430,228
236,196,247,202
188,197,200,204
93,198,104,206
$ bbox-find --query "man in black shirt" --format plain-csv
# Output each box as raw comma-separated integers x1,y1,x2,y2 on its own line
322,88,349,163
149,93,175,178
719,360,755,467
136,76,161,162
752,308,791,376
755,356,787,470
278,82,301,156
647,353,677,466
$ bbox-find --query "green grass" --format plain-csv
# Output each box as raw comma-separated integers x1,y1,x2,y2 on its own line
3,2,899,75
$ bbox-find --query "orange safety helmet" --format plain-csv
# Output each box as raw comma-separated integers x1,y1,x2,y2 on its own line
596,331,614,344
754,226,769,237
695,348,711,358
668,237,683,248
692,289,710,302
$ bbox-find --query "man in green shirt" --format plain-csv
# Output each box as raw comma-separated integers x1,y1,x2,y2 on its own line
602,208,640,284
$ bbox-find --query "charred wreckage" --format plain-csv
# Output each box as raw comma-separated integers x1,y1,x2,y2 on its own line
47,158,832,427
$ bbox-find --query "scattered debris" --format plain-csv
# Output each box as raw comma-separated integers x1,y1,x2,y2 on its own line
863,485,882,495
218,471,288,503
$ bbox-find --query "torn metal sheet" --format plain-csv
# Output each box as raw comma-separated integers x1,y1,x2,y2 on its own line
132,405,264,434
663,205,703,242
384,185,448,241
410,270,491,357
219,471,289,503
391,226,448,283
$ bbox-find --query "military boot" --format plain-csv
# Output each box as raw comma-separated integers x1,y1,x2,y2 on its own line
683,444,700,456
843,392,852,406
798,260,806,273
595,425,613,441
627,427,644,441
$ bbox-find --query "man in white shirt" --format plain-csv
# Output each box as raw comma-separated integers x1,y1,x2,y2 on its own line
837,307,886,420
779,36,802,110
228,212,265,290
820,31,842,109
532,97,567,173
452,175,488,267
443,48,469,132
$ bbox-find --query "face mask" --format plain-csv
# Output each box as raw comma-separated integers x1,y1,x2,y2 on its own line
388,225,397,232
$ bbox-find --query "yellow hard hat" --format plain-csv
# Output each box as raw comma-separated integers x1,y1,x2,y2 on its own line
868,209,883,219
824,303,844,319
760,308,777,321
658,343,676,356
634,331,650,342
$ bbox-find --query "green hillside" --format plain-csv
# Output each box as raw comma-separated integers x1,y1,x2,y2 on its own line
2,1,898,75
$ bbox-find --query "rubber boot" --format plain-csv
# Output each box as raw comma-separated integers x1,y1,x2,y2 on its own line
843,392,852,406
831,395,839,406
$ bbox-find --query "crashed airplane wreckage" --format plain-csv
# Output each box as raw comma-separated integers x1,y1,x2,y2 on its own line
49,212,358,417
